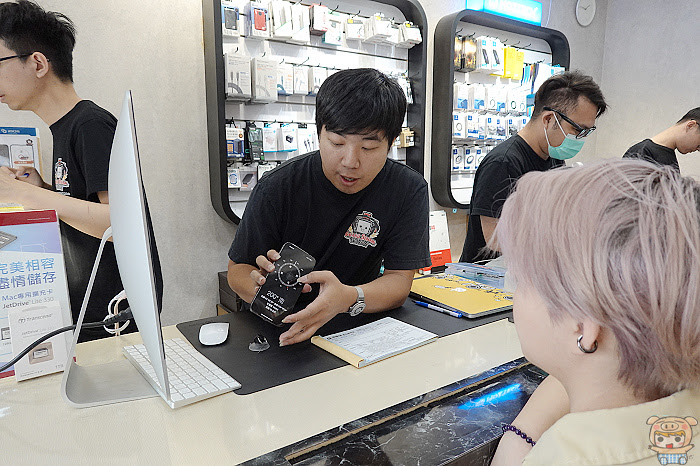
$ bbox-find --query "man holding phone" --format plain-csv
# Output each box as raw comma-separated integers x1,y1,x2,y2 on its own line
227,68,431,346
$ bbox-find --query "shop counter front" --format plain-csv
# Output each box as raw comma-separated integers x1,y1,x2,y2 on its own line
1,316,525,465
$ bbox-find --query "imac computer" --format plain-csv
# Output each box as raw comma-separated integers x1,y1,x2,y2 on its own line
61,91,239,408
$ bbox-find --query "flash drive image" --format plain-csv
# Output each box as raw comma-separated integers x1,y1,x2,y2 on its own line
28,342,54,364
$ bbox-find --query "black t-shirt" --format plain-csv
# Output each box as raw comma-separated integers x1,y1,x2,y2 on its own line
460,135,564,263
50,100,127,342
622,139,679,170
228,151,431,309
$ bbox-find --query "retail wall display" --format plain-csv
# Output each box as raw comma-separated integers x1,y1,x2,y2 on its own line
431,10,570,209
203,0,428,223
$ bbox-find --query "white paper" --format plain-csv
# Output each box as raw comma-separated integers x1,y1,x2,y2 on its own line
321,317,437,366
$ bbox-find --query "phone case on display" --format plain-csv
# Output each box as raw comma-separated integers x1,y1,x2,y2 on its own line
250,242,316,326
254,8,267,31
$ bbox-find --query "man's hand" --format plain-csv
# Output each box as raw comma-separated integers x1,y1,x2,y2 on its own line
0,166,24,203
12,166,46,188
278,271,357,346
250,249,312,293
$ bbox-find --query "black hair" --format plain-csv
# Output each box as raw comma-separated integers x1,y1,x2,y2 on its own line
0,0,76,82
531,70,607,119
315,68,407,144
677,107,700,125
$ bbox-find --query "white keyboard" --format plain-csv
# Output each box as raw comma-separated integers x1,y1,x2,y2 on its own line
122,338,241,409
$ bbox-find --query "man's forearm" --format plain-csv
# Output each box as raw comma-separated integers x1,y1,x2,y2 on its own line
16,184,111,239
358,269,415,313
227,260,259,303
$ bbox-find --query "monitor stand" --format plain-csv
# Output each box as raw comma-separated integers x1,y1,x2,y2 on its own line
61,227,158,408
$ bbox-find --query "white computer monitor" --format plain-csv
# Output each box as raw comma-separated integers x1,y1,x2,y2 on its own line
61,91,167,407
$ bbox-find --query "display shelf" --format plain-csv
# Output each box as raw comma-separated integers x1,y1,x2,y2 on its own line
203,0,427,224
430,10,570,210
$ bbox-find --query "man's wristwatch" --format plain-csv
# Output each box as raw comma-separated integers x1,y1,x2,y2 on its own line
348,286,365,316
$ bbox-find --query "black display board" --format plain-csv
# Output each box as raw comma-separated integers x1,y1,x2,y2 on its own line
177,300,511,395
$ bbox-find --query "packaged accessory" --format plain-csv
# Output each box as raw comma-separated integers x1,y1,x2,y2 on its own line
270,0,293,39
277,62,294,95
288,3,310,44
245,1,269,39
345,17,364,40
225,53,252,100
310,4,330,35
292,65,309,95
251,57,277,103
221,1,240,37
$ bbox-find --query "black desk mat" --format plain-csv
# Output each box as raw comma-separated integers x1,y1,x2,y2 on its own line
176,300,512,395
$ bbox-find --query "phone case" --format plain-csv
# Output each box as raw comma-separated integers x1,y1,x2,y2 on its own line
254,8,267,31
250,242,316,326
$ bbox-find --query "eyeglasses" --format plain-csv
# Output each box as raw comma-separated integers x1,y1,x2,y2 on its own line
543,106,596,139
0,53,31,65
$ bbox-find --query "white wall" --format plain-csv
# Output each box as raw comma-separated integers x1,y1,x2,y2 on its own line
0,0,235,325
595,0,700,176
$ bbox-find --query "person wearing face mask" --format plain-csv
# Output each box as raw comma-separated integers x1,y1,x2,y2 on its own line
459,71,607,263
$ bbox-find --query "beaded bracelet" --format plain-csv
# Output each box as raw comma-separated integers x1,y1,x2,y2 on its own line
501,423,537,446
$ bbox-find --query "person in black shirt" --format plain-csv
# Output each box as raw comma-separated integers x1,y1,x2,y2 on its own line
622,107,700,171
0,1,147,341
460,71,608,263
228,69,431,346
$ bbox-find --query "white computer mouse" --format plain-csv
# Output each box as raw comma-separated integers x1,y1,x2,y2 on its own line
198,322,229,346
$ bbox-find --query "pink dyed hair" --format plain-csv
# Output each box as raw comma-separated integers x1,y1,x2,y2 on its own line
495,159,700,400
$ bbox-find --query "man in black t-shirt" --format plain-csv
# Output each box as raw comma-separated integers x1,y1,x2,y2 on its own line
622,107,700,171
0,2,150,341
460,71,608,263
228,69,431,346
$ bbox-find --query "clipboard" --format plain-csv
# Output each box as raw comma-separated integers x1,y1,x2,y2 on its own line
410,274,512,318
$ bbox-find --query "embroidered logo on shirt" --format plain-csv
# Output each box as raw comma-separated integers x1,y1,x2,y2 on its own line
647,415,697,464
54,158,70,192
344,211,380,248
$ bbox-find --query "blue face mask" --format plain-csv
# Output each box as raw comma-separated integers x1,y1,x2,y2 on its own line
544,114,585,160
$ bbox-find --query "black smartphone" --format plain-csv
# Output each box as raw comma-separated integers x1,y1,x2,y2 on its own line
250,242,316,326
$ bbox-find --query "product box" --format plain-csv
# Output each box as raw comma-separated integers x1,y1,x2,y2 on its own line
464,146,476,171
454,82,469,110
507,116,519,137
461,37,477,72
270,0,293,39
453,112,466,139
397,21,421,48
257,162,277,180
278,124,298,151
469,84,486,110
262,124,279,152
345,17,364,41
225,53,252,100
288,3,311,44
466,112,480,138
251,57,277,103
0,209,72,380
244,1,270,39
308,66,326,96
227,166,241,188
364,13,391,43
473,147,483,169
494,87,508,113
489,38,504,75
296,125,317,153
423,210,452,272
495,116,506,140
475,36,491,72
0,127,41,172
238,166,258,191
292,65,309,95
322,13,344,45
276,62,294,95
226,126,245,158
310,3,330,35
221,1,241,37
452,145,465,170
